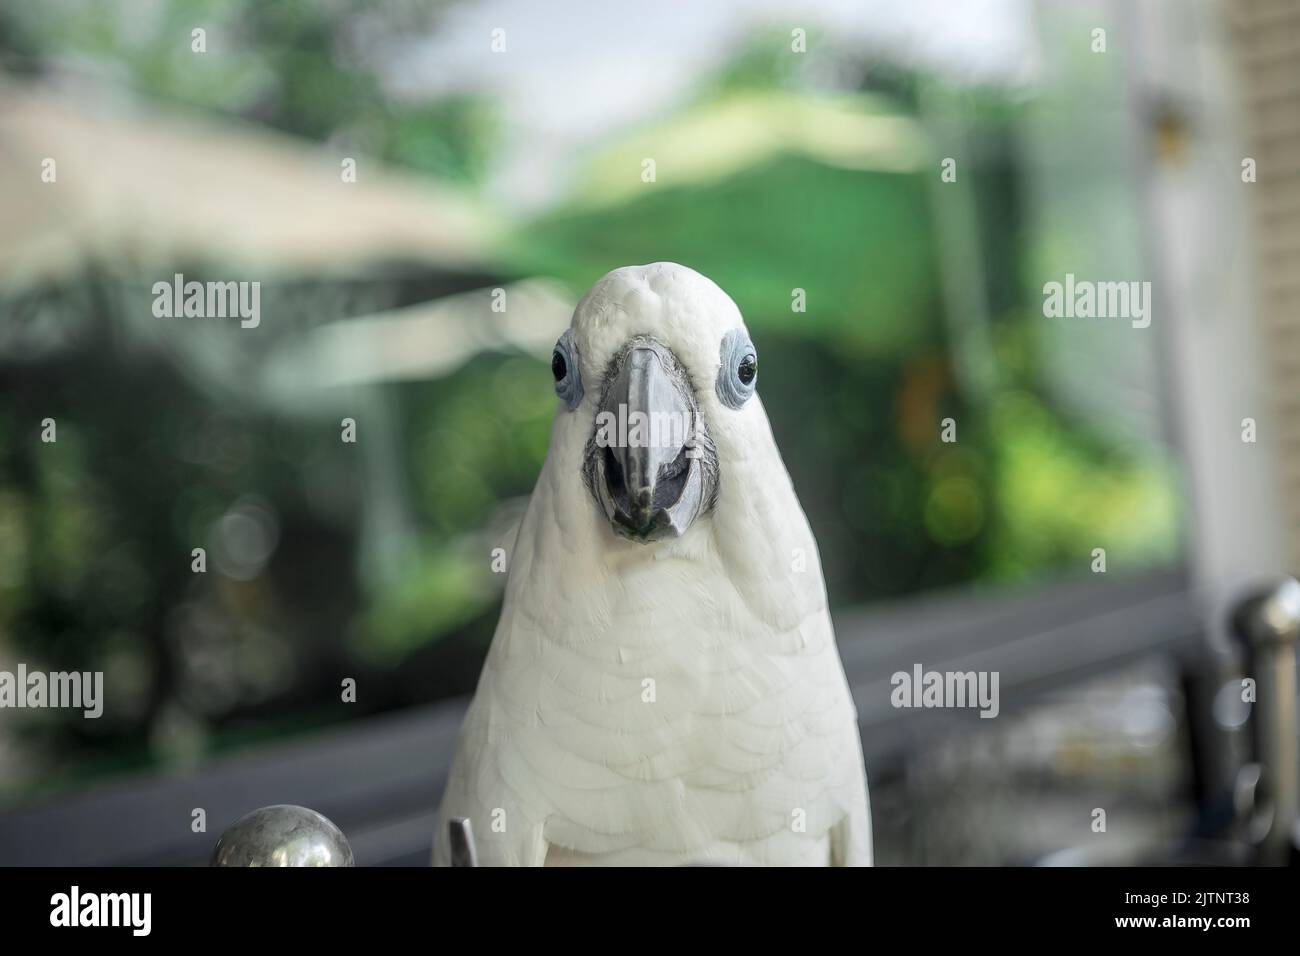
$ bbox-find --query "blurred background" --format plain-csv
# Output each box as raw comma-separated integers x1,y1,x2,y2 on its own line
0,0,1295,865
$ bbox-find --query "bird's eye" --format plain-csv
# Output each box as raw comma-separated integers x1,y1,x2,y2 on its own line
552,329,584,410
716,328,757,409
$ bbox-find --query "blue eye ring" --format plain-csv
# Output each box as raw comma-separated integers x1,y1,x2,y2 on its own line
716,328,757,409
552,329,584,410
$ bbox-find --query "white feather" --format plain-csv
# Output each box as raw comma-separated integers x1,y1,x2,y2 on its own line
434,263,872,866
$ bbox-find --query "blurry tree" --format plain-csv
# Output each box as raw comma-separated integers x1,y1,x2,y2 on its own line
0,0,497,184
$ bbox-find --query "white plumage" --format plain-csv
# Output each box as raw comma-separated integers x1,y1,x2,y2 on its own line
434,262,872,866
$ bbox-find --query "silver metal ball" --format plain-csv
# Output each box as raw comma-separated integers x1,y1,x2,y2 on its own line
210,805,354,867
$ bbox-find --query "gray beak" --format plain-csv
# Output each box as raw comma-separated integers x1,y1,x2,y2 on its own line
589,338,714,542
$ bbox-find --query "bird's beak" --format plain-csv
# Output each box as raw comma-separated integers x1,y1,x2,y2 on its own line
588,338,713,542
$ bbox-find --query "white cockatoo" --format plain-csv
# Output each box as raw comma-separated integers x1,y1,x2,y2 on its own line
434,263,871,866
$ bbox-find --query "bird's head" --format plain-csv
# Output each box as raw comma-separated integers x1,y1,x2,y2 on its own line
550,263,761,544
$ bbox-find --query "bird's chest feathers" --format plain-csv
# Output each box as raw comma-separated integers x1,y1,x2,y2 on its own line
506,549,841,796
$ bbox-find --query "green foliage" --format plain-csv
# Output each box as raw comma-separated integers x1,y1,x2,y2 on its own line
0,0,497,184
513,154,943,356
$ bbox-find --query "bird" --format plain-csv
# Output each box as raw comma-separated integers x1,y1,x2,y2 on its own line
433,262,872,866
